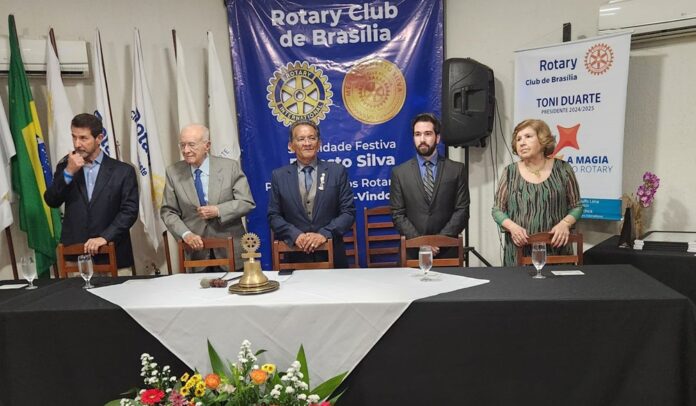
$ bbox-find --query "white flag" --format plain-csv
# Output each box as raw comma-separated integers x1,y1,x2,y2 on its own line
45,34,74,167
207,31,240,160
130,29,167,251
175,34,200,132
0,94,16,231
92,29,118,158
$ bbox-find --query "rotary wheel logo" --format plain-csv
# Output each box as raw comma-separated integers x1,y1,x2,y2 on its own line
584,43,614,75
267,61,333,126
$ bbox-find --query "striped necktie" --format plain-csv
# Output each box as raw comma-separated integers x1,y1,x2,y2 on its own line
423,160,434,203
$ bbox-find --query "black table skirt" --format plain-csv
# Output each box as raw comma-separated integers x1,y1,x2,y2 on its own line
585,235,696,305
1,265,695,406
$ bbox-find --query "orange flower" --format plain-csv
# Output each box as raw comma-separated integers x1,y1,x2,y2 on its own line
205,373,221,389
249,369,268,385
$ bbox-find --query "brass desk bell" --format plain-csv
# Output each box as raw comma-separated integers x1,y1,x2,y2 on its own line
229,233,279,295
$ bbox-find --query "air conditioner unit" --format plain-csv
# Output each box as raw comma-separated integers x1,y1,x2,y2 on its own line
598,0,696,43
0,36,89,77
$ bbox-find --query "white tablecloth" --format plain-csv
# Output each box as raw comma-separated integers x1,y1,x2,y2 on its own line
91,268,488,382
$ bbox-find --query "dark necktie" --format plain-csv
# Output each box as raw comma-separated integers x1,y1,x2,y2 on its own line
302,166,314,192
194,168,207,206
423,160,434,203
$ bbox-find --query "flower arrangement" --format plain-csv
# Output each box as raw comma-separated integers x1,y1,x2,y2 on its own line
623,171,660,238
106,340,346,406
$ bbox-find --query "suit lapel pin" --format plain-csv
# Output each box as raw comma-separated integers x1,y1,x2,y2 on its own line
318,172,326,191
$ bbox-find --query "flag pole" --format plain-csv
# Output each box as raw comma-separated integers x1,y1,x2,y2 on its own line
49,28,58,56
4,228,18,280
97,30,120,160
172,29,178,60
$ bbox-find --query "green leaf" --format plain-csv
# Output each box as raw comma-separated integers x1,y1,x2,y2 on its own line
254,348,267,356
296,344,310,388
103,401,124,406
313,371,348,401
208,339,232,377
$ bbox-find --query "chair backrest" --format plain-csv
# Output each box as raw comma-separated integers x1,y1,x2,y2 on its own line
343,223,360,268
400,235,465,268
57,242,118,278
177,237,236,273
516,232,584,266
272,239,334,270
364,206,401,267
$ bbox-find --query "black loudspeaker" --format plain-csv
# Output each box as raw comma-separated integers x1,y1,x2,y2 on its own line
442,58,495,147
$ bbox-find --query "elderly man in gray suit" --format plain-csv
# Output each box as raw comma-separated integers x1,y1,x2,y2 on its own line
161,124,255,270
389,113,470,257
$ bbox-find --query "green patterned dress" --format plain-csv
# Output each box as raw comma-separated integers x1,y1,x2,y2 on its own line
492,159,584,266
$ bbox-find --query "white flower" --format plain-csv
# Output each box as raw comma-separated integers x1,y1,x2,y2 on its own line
252,364,259,370
297,393,307,401
291,376,299,382
239,358,248,364
170,376,177,382
151,370,158,376
307,394,320,403
285,386,295,394
163,365,170,372
270,389,281,398
297,371,304,379
287,368,295,375
291,361,301,369
298,381,309,390
281,375,290,382
274,384,283,390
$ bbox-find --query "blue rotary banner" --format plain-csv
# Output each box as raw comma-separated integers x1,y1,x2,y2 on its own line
227,0,443,267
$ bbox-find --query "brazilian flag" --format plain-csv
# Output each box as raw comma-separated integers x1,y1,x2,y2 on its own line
8,15,61,277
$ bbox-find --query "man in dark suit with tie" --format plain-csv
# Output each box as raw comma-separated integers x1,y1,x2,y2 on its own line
389,113,469,256
160,124,255,270
268,120,355,268
44,113,139,268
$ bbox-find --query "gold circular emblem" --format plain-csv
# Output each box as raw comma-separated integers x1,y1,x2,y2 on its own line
241,233,261,253
267,61,333,126
342,58,406,124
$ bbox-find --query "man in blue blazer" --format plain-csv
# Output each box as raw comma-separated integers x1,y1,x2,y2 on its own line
44,113,139,268
268,120,355,268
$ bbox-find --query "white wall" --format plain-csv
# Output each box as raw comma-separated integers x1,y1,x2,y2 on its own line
445,0,696,266
1,0,694,277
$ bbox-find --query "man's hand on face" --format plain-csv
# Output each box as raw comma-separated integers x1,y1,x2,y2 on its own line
65,151,86,175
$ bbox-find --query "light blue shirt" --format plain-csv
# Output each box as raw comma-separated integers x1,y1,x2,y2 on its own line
190,155,210,203
416,151,439,181
64,150,104,201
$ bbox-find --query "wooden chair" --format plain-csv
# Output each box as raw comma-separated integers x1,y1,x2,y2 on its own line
364,206,401,267
344,223,359,268
516,232,584,266
400,235,465,268
57,242,118,278
272,239,334,270
177,237,236,273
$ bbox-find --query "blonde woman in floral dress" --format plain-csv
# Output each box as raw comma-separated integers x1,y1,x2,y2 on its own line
492,119,584,266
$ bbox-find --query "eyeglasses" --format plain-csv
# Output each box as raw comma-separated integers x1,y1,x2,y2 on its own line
293,136,318,144
178,141,205,150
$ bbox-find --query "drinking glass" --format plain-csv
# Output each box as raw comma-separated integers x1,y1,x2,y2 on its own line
19,256,37,289
418,245,434,281
531,242,547,279
78,254,94,289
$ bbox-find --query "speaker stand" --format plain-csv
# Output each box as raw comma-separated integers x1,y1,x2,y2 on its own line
462,146,492,267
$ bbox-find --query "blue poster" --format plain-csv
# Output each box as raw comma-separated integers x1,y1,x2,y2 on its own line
227,0,443,267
